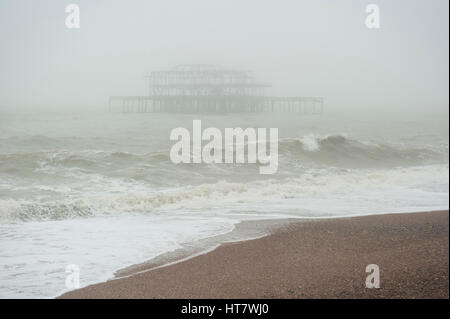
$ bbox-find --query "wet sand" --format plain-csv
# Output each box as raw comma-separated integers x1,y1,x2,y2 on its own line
60,211,449,299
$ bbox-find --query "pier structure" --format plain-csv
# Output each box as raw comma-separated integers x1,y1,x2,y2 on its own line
109,64,324,114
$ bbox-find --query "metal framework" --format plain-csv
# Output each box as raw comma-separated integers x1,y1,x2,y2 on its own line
109,64,324,114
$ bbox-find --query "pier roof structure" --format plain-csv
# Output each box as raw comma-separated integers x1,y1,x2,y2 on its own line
147,64,271,97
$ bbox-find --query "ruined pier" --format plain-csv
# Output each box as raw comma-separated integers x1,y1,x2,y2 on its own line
108,65,324,114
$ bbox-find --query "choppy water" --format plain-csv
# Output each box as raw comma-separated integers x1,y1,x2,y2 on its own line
0,110,448,298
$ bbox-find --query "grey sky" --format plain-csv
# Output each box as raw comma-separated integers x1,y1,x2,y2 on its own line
0,0,448,112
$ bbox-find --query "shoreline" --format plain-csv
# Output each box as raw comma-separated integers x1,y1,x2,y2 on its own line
113,218,295,279
60,210,449,299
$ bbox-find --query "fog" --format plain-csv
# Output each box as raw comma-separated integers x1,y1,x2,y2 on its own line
0,0,448,113
1,1,449,300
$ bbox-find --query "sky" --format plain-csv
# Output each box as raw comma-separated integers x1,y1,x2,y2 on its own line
0,0,448,112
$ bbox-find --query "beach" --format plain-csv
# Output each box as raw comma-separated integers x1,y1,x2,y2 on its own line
60,210,449,299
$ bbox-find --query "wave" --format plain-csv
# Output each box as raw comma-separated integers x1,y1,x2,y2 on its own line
1,164,447,222
278,134,447,167
0,150,171,172
0,134,446,175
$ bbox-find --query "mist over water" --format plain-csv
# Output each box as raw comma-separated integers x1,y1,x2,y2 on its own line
0,0,448,299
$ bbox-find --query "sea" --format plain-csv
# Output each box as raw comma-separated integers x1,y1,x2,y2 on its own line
0,109,448,298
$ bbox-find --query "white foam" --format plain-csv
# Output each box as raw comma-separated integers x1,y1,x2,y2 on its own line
0,214,237,298
0,164,448,298
298,134,321,152
1,164,448,221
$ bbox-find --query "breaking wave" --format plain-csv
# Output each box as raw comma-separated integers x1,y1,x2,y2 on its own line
1,164,447,222
278,134,447,167
0,134,446,174
1,132,448,222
